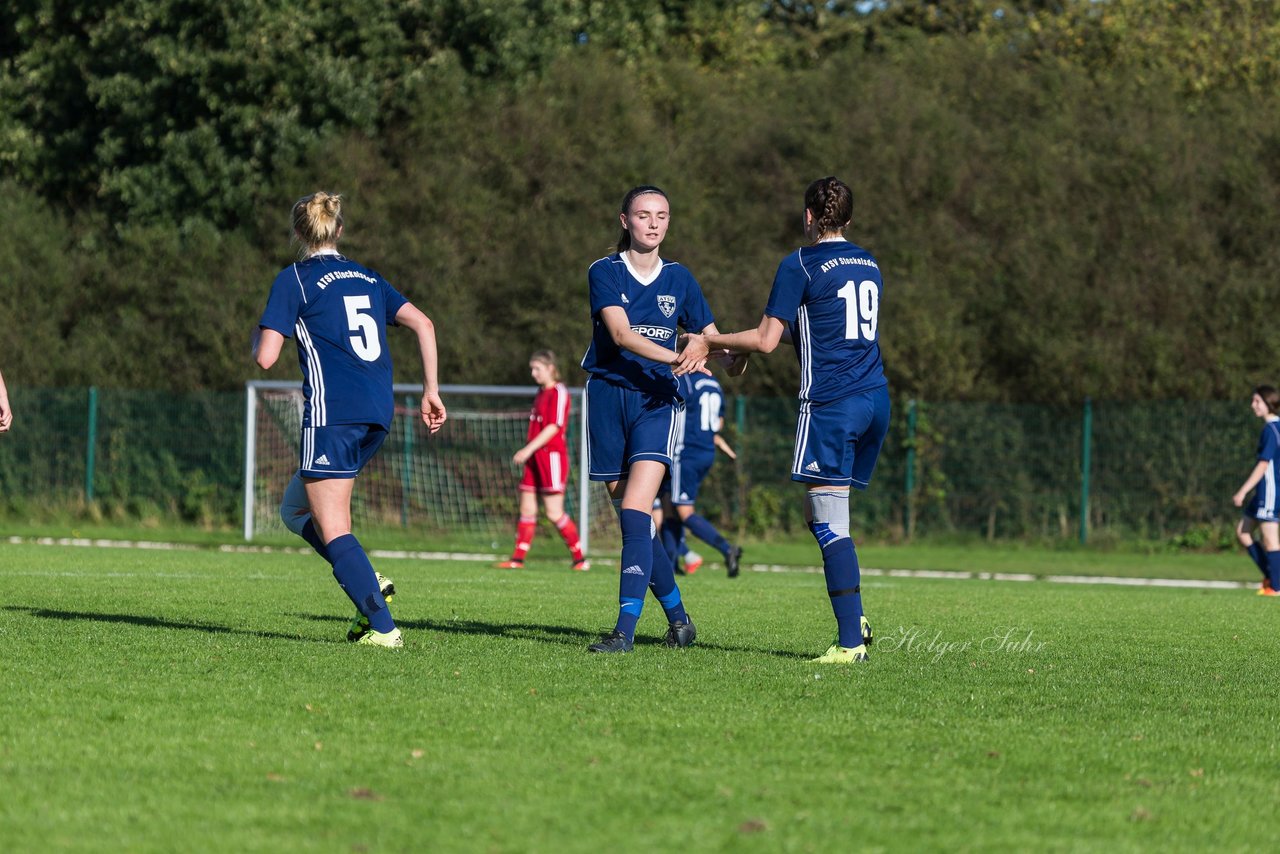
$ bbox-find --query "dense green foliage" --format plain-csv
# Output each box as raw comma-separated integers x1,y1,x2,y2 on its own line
4,1,1280,402
2,542,1276,849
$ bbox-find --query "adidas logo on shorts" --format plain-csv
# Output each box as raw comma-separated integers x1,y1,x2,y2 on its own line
622,564,643,575
315,454,331,466
805,461,820,473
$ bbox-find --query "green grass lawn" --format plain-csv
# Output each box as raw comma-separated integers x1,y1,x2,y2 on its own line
1,540,1276,851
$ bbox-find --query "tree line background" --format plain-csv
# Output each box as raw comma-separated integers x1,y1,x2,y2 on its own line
3,0,1280,405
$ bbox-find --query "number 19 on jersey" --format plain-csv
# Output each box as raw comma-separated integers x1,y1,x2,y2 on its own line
837,280,879,342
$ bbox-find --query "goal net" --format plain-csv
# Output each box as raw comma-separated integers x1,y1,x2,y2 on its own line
243,381,618,555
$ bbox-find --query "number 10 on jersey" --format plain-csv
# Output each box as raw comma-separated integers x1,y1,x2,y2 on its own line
837,280,879,341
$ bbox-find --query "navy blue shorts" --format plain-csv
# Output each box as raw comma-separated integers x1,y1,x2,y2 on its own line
670,447,715,505
586,377,681,481
1246,477,1280,523
299,424,388,479
791,386,890,489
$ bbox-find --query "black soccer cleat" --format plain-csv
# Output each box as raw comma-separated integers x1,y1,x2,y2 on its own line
725,545,743,578
861,615,874,646
664,617,697,649
588,630,634,654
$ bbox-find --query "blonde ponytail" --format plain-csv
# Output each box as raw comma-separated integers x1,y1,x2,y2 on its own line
291,191,344,252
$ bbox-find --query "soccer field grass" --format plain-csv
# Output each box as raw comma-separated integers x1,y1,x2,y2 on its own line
2,542,1276,852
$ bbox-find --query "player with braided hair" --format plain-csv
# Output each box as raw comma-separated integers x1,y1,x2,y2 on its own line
704,176,888,663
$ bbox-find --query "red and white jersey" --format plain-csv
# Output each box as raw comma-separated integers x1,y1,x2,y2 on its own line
529,382,570,454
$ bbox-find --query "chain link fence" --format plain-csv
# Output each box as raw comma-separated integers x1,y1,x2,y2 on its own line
0,387,1255,545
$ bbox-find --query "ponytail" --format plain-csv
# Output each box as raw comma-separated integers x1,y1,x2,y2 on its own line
291,191,344,254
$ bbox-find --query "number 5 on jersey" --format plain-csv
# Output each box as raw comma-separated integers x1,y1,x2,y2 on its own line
344,295,382,361
837,280,879,341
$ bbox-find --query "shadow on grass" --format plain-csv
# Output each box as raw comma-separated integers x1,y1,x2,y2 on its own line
3,605,320,644
288,611,814,660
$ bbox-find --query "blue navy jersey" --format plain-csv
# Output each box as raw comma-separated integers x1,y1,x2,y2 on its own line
259,251,409,429
677,374,724,456
581,253,715,397
764,239,886,404
1257,419,1280,464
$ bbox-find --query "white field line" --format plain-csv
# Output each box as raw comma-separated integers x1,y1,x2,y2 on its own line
3,536,494,563
2,536,1255,590
751,563,1252,589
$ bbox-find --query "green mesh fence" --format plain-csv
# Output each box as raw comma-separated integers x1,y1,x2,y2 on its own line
0,387,1258,543
711,396,1253,543
0,387,243,522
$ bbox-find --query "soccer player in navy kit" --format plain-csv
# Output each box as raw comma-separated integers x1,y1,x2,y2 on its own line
253,191,447,648
704,176,888,663
659,372,742,577
1232,385,1280,596
581,185,720,653
496,349,590,571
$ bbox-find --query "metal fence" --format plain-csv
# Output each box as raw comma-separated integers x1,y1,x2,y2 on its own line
0,387,1257,544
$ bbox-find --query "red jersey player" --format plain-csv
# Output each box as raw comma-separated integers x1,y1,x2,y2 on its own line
496,350,590,571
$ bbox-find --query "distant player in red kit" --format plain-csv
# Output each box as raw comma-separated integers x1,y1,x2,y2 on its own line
496,350,590,571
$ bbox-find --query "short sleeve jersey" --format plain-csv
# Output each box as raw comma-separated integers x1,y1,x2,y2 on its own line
1257,419,1280,465
580,253,715,398
677,374,724,457
258,251,408,429
764,239,886,404
529,382,570,456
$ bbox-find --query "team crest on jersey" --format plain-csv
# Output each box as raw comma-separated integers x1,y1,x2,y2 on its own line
657,294,676,318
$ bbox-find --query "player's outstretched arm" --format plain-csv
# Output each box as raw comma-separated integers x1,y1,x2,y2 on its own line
396,302,447,434
714,433,737,460
704,314,787,356
598,305,695,372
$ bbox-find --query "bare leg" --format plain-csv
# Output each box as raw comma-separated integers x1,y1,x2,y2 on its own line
305,477,395,634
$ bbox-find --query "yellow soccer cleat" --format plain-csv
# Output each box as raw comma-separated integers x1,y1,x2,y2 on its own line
811,642,869,664
348,573,398,641
345,573,394,640
356,627,403,648
861,615,874,646
375,571,395,603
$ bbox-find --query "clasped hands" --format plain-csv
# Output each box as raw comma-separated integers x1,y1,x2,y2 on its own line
674,335,750,377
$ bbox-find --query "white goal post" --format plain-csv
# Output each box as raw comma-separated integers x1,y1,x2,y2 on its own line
243,380,602,554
